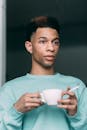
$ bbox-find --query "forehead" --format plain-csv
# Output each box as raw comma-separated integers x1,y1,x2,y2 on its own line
32,27,59,39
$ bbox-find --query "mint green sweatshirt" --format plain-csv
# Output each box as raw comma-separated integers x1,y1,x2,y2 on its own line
0,73,87,130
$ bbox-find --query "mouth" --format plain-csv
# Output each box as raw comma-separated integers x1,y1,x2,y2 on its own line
44,55,55,61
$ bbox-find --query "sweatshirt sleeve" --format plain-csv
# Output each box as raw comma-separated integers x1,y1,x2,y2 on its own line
0,85,24,130
66,82,87,130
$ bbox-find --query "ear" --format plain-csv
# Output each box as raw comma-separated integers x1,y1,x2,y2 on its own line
25,41,32,54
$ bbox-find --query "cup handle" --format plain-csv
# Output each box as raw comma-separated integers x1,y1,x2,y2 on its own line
40,93,46,103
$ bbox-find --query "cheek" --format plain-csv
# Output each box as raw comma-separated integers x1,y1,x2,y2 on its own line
32,45,44,54
55,46,59,53
32,47,42,56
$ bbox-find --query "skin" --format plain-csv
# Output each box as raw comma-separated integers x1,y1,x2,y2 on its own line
14,27,77,115
25,27,60,75
58,89,77,116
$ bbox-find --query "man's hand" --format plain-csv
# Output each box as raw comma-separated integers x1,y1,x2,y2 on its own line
14,92,42,113
58,89,77,116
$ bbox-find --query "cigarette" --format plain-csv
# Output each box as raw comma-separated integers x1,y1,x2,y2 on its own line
69,85,80,92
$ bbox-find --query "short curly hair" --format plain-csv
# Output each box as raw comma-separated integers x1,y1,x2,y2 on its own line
25,16,60,41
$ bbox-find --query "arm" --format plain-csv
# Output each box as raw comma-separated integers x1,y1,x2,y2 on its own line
0,85,41,130
0,106,24,130
0,86,24,130
67,86,87,130
58,81,87,130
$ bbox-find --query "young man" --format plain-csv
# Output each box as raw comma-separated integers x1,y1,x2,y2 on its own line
0,16,87,130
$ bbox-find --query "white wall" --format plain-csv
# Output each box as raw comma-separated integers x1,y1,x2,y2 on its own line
0,0,6,86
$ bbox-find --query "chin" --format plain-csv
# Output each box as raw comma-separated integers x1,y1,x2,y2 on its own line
43,63,54,68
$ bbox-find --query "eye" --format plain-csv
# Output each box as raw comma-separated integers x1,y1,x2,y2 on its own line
53,40,60,45
39,40,47,44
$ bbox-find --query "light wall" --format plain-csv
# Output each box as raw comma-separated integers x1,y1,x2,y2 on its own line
0,0,6,86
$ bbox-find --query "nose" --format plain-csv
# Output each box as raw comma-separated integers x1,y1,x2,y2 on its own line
46,42,55,52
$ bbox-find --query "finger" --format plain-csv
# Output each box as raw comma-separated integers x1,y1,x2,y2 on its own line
61,90,72,97
58,104,75,110
67,87,71,91
61,91,67,96
62,87,71,96
25,102,41,108
58,99,72,105
24,93,41,98
28,97,42,103
28,93,41,98
66,91,76,97
23,96,41,103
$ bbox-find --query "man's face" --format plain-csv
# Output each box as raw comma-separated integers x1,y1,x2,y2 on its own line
28,27,60,68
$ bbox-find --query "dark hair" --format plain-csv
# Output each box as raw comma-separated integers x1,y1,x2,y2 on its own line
25,16,60,41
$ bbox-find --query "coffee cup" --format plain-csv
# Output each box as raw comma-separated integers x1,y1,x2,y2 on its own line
40,89,62,105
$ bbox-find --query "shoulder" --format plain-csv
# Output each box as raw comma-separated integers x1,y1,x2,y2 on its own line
1,74,28,89
58,73,86,87
58,73,81,81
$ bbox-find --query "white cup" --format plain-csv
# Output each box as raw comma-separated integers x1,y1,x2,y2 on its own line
40,89,62,105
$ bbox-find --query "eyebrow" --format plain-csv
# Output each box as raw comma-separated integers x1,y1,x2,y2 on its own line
52,38,60,42
38,37,48,40
38,37,59,40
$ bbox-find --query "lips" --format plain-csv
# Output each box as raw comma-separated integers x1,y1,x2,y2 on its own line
44,55,55,61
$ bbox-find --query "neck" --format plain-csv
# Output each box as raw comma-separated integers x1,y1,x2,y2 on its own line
30,64,55,75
